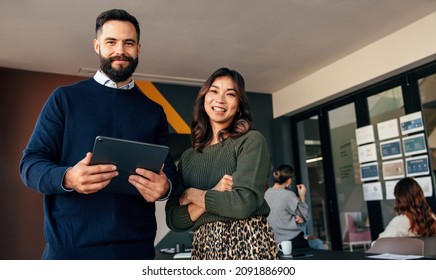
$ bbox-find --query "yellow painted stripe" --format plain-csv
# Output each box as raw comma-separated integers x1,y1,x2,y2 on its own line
136,80,191,134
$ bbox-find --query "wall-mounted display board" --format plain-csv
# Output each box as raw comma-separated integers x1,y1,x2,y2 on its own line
355,110,433,202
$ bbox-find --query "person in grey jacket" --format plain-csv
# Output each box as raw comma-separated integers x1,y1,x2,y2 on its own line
264,164,311,249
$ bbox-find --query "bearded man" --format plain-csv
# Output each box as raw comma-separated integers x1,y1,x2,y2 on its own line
19,9,176,260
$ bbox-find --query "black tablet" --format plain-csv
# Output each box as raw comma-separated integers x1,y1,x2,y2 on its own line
90,136,170,196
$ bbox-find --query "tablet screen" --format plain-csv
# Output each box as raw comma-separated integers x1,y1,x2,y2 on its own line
90,136,169,195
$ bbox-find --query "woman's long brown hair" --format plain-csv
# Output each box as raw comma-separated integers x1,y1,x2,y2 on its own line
190,68,253,151
394,177,436,236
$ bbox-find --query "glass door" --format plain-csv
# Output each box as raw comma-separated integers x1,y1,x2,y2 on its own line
367,86,405,227
419,72,436,183
418,72,436,210
327,103,372,251
296,116,330,249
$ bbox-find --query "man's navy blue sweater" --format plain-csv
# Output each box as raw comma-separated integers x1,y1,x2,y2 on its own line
19,78,176,259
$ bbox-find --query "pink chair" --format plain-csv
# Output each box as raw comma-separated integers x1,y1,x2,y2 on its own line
343,213,372,252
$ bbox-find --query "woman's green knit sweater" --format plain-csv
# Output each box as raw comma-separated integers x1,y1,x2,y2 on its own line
166,130,271,231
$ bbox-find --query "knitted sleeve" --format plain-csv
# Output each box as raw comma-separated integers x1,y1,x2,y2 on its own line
205,131,271,219
19,88,70,195
289,192,310,222
165,156,196,231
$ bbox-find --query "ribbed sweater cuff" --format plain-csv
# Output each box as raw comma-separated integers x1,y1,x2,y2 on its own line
173,205,195,230
204,190,220,213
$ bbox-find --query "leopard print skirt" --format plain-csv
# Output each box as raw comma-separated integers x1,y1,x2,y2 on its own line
191,215,279,260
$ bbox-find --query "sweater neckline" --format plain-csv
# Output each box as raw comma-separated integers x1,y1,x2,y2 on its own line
202,139,228,152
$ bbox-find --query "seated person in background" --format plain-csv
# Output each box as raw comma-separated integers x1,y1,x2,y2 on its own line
376,177,436,241
264,164,310,249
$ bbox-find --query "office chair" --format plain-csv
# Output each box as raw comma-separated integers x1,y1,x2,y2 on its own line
343,212,371,252
366,237,424,256
412,237,436,256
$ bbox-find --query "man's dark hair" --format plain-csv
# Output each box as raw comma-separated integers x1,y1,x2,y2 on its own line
95,9,140,41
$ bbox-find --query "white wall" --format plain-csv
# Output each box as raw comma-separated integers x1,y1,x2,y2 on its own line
272,12,436,118
155,201,168,245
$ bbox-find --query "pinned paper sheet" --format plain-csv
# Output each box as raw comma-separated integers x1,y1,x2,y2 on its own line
400,111,424,135
377,119,399,141
363,182,383,201
415,176,433,197
358,143,378,163
382,159,405,180
385,180,399,200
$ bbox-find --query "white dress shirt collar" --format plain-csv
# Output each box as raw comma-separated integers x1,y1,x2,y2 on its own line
93,70,135,90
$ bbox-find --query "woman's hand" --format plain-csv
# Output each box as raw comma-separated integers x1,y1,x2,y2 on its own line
296,184,307,202
180,174,232,205
212,174,233,192
295,215,305,224
179,190,191,206
179,174,233,221
179,188,206,208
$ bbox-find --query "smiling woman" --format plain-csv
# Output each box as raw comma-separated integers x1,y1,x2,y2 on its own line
165,68,279,260
190,68,253,151
203,75,239,143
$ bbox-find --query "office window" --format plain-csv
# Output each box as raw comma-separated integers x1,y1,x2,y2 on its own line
328,103,371,250
296,116,330,248
420,73,436,177
368,86,404,227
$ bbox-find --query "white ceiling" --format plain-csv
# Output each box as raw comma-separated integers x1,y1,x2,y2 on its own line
2,0,436,93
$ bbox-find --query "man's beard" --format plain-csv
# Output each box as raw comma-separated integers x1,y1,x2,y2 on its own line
99,54,139,83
